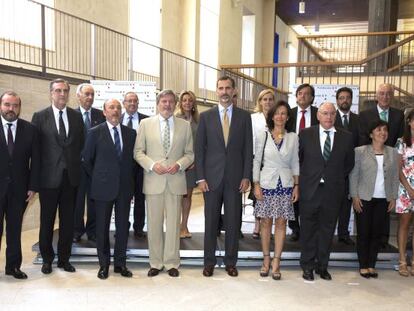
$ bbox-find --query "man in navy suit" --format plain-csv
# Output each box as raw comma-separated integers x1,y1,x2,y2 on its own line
334,87,360,245
82,98,137,280
121,92,148,238
196,76,253,277
73,83,105,243
32,78,85,274
0,91,39,279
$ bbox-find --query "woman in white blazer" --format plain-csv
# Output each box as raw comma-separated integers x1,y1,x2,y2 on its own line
349,119,399,279
253,100,299,280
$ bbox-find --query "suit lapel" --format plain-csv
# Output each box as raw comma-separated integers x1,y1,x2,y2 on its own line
0,118,10,159
227,107,239,146
211,107,225,146
103,123,119,160
314,126,325,161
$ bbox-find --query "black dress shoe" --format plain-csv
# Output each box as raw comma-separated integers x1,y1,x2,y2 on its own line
290,231,300,242
360,272,370,279
167,268,179,277
203,265,214,277
88,235,96,242
147,267,162,277
225,265,238,277
57,262,76,272
114,266,133,277
134,231,147,238
302,269,314,281
6,268,28,279
338,236,355,246
315,269,332,280
98,266,109,279
73,235,81,243
369,272,378,278
41,263,52,274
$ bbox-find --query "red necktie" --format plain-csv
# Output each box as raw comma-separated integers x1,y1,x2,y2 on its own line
299,110,306,131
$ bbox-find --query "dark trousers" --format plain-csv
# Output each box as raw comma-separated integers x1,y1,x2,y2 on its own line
0,184,27,270
204,180,242,266
288,201,300,234
74,168,95,238
356,198,387,269
132,165,145,233
39,171,77,264
300,185,341,271
95,193,131,267
337,195,352,238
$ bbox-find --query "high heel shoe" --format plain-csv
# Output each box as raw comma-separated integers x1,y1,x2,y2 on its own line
260,254,270,277
399,261,409,277
271,257,281,280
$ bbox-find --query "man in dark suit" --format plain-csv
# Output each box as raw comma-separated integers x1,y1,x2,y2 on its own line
196,76,253,277
31,78,85,274
286,83,319,242
299,102,354,281
82,98,136,280
121,91,148,238
334,87,360,246
0,91,39,279
73,83,105,243
358,83,404,247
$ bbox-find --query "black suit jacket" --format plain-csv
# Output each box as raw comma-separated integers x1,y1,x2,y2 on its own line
82,122,137,201
0,119,40,198
195,106,253,191
287,106,319,133
334,110,360,148
31,106,85,188
358,106,404,147
77,107,105,129
299,126,355,202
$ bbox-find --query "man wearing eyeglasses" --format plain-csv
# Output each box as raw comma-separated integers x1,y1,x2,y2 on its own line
334,87,360,246
32,78,85,275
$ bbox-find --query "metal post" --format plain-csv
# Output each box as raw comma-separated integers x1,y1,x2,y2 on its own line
41,4,46,75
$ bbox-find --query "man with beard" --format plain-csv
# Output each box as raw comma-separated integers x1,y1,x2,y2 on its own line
73,83,105,243
32,78,84,274
82,99,136,279
286,83,319,242
0,91,39,279
196,76,253,277
120,92,148,238
334,87,360,246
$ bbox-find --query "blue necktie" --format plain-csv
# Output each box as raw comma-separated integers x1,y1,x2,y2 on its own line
113,126,122,159
84,111,91,130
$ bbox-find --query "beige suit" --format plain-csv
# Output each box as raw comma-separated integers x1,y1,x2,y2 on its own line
134,115,194,269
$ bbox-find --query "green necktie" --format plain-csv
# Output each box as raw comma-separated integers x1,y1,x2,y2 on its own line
323,131,331,161
379,110,388,122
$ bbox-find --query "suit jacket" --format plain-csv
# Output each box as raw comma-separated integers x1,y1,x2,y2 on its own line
0,118,40,198
32,106,85,188
349,145,399,201
76,107,105,130
82,122,137,201
334,110,360,148
134,115,194,195
358,106,404,147
195,106,253,191
299,125,355,201
252,131,299,189
287,106,319,133
120,112,149,128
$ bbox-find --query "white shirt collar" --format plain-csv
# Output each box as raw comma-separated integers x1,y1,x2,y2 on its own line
106,121,121,131
319,125,336,134
51,104,67,115
218,103,233,113
377,105,389,114
79,106,91,114
1,116,17,127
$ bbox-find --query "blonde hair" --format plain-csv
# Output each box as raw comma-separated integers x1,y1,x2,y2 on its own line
254,89,275,113
175,90,199,123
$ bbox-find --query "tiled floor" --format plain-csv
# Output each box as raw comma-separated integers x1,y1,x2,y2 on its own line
0,192,413,311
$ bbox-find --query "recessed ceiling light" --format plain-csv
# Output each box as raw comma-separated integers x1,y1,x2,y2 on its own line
332,12,336,15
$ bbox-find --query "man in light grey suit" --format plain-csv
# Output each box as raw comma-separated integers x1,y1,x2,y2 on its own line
134,89,193,278
196,76,253,277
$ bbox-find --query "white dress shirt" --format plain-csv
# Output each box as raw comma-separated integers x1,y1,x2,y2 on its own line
319,125,336,183
106,121,123,150
159,114,174,150
51,104,69,136
1,116,17,143
337,109,350,127
122,112,140,130
295,105,312,133
218,103,233,125
79,106,91,124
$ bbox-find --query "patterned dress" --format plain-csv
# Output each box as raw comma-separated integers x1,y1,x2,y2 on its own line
396,138,414,213
254,135,295,220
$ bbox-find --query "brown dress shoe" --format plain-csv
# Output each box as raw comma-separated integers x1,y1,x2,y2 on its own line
225,265,238,277
147,267,162,277
168,268,179,277
203,265,214,277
